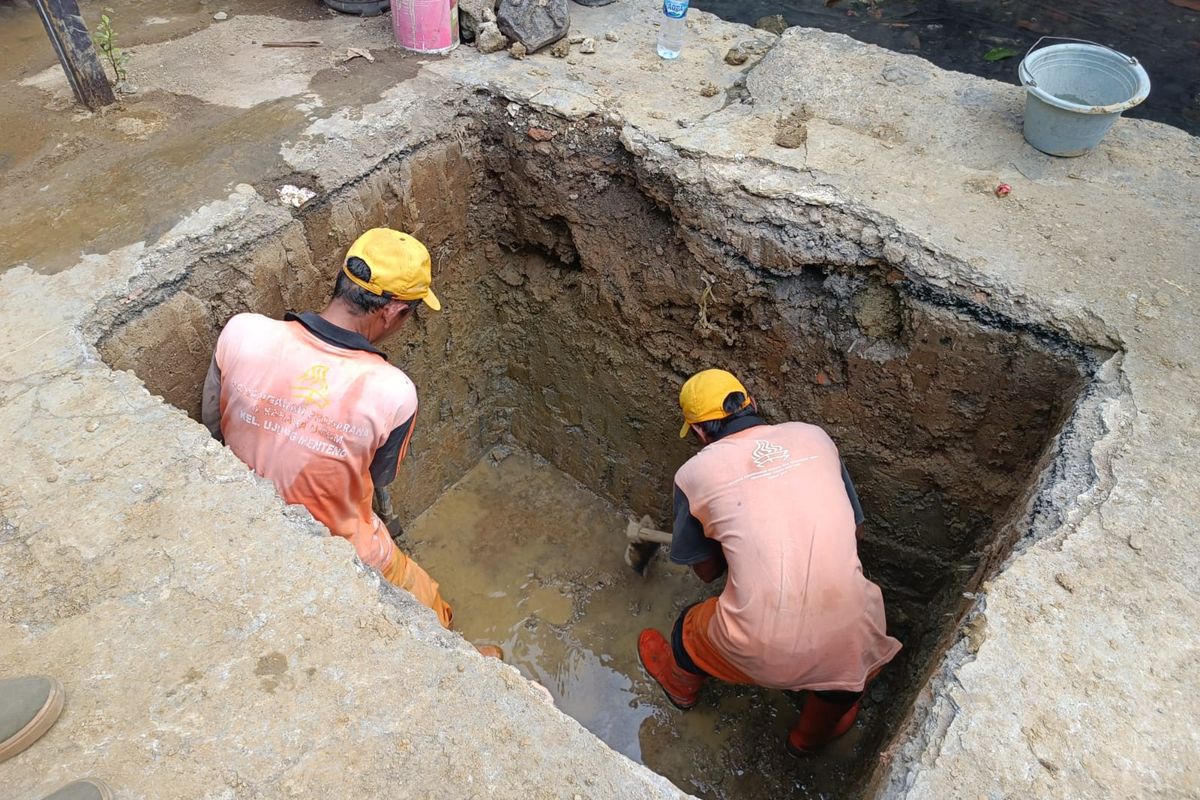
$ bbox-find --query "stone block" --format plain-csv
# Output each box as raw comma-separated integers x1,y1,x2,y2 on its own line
497,0,570,52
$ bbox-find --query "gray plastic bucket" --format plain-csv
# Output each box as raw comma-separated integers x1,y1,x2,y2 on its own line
1018,37,1150,157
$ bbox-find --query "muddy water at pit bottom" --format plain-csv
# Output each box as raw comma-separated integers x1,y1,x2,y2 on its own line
406,450,884,800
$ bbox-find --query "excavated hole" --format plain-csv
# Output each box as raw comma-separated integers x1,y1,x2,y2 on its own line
98,106,1104,799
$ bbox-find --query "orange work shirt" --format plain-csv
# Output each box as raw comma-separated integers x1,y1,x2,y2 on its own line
212,312,417,570
673,421,901,692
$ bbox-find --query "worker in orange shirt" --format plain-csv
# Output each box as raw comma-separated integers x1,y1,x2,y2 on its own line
202,228,487,651
638,369,901,755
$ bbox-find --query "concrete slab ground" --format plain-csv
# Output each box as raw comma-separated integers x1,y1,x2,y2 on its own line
2,1,1197,799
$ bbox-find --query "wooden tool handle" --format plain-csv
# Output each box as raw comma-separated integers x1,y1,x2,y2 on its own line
633,527,673,545
626,516,673,545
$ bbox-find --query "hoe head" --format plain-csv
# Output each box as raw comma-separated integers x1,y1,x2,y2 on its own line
624,515,660,576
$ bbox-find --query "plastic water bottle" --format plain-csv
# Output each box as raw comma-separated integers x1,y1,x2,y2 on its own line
657,0,688,59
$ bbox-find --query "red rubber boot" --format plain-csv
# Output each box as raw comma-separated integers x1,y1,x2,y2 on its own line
786,693,861,756
637,629,706,710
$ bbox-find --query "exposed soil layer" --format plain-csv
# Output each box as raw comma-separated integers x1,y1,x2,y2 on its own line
97,101,1101,797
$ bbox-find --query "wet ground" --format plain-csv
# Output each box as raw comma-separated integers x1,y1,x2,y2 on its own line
694,0,1200,136
407,450,900,800
0,0,415,273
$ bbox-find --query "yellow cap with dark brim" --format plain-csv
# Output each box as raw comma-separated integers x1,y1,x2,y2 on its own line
678,369,752,437
344,228,442,311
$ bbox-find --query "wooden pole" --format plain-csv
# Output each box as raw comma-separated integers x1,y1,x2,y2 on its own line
32,0,117,110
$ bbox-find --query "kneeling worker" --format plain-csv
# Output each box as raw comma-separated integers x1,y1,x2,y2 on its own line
638,369,901,755
201,228,457,630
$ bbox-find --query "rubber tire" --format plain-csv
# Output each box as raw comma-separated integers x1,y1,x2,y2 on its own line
322,0,390,17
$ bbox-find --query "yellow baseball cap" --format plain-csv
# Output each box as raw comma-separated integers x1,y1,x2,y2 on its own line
343,228,442,311
678,369,752,437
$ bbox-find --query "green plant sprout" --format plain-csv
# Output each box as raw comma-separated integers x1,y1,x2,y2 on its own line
94,8,129,84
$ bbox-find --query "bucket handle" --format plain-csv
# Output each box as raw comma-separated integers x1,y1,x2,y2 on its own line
1019,36,1140,88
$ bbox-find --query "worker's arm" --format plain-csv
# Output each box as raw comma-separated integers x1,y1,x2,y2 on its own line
840,460,866,540
201,355,223,442
369,409,417,489
669,484,727,582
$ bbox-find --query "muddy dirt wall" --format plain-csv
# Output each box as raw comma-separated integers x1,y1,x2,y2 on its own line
474,113,1090,610
100,134,503,520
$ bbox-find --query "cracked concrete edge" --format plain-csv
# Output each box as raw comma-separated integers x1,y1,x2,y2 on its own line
873,352,1137,796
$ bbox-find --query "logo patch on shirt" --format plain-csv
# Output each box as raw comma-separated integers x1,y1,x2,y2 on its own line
752,439,790,469
293,363,332,408
725,439,815,487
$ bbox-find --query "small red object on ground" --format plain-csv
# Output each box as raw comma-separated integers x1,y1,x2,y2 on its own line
995,183,1012,197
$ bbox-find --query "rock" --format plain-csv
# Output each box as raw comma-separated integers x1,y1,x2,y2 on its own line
963,613,987,654
754,14,787,35
497,0,570,53
508,41,528,60
527,127,556,141
549,39,571,58
852,280,902,339
881,64,930,86
882,241,907,264
277,184,316,208
476,21,509,54
699,82,719,98
604,31,618,42
568,34,585,44
459,0,498,40
724,37,773,66
212,11,228,20
579,37,595,54
774,106,809,149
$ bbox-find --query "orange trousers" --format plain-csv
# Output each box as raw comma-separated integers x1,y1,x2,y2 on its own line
681,596,885,688
681,597,757,684
381,545,454,629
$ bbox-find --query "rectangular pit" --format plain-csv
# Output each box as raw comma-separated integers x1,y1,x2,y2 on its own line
97,104,1102,798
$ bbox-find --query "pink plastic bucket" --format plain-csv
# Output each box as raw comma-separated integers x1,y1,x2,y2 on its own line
391,0,459,54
